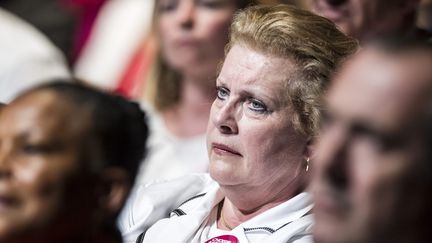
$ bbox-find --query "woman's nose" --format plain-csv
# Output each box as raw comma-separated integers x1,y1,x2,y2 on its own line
177,1,195,29
212,103,239,135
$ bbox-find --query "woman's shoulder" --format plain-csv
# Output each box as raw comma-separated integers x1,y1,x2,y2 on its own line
118,173,216,243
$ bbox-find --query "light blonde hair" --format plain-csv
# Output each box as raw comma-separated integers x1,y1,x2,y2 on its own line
228,4,358,136
146,0,258,111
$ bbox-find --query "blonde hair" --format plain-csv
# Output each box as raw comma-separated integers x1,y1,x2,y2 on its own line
228,4,358,136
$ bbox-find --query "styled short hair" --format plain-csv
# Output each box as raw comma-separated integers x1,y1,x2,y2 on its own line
228,4,358,136
24,81,148,183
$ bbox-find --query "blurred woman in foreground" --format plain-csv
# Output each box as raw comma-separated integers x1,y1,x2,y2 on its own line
120,4,357,243
0,81,148,243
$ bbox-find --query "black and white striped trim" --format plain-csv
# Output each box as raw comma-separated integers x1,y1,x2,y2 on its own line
178,193,207,207
135,193,207,243
243,226,276,233
170,192,207,217
135,231,145,243
172,208,187,216
243,221,293,234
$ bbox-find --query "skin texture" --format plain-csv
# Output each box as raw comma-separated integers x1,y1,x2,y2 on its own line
0,90,98,242
207,45,309,227
312,48,432,243
157,0,237,80
307,0,418,41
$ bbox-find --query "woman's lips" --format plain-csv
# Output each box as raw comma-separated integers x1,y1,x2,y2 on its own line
211,143,242,156
174,38,199,48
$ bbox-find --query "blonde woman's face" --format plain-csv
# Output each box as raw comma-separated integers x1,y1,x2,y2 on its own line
157,0,237,80
207,45,308,199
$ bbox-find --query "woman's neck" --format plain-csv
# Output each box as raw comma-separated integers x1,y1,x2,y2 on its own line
217,197,283,231
162,74,215,138
217,175,306,230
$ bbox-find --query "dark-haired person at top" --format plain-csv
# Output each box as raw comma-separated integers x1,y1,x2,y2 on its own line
0,81,148,243
307,0,432,42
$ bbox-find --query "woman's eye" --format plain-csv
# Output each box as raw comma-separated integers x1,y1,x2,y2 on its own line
216,87,229,100
198,0,226,8
247,99,267,113
158,1,177,12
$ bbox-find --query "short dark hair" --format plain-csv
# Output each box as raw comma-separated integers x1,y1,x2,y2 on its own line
25,81,148,183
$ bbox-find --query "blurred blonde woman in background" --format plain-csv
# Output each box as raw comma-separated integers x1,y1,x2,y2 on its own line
135,0,257,184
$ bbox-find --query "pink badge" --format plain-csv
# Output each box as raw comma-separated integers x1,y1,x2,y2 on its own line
205,235,239,243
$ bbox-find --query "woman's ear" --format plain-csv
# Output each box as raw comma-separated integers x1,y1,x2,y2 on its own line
97,168,131,217
303,137,314,160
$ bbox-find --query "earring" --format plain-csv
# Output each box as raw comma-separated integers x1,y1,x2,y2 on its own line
305,157,310,172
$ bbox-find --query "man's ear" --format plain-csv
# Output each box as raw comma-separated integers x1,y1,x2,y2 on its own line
97,168,131,217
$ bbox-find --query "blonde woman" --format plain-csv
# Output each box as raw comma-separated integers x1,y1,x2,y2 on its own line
120,4,357,243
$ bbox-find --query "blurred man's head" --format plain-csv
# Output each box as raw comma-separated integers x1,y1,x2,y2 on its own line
312,40,432,243
307,0,420,42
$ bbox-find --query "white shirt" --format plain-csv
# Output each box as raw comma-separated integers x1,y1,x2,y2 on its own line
134,104,209,185
119,174,314,243
0,8,70,103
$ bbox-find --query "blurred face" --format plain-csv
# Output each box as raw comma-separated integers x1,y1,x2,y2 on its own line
308,0,415,41
312,49,432,243
0,91,95,241
207,45,308,203
157,0,237,80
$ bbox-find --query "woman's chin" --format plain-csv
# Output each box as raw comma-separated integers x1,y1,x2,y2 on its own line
209,165,238,187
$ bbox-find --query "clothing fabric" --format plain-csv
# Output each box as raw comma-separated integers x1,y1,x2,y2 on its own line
74,0,154,90
119,174,314,243
0,0,76,58
0,7,70,103
133,103,209,185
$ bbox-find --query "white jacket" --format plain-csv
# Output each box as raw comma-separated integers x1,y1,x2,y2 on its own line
119,174,314,243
